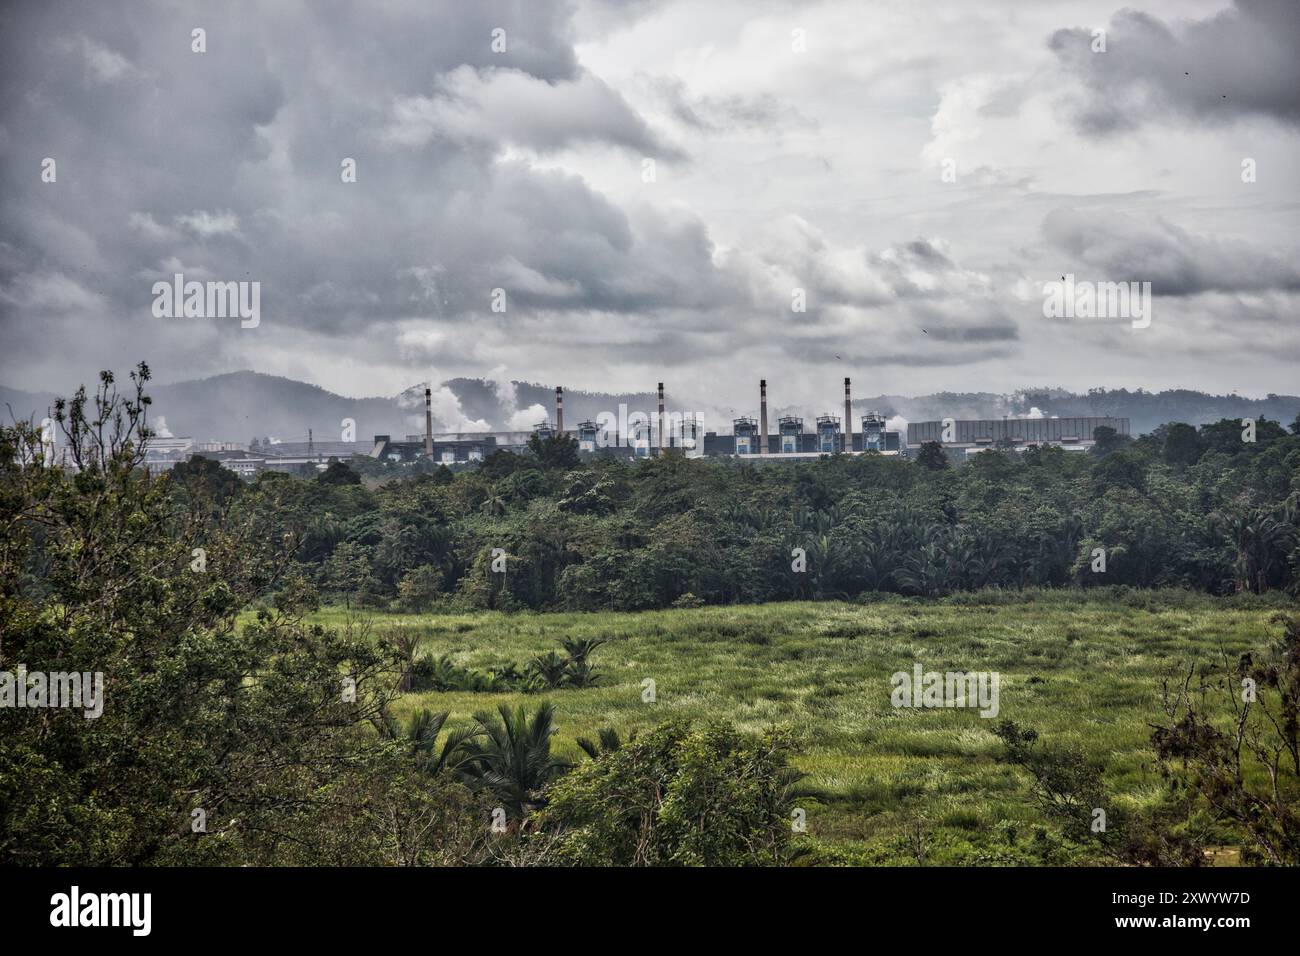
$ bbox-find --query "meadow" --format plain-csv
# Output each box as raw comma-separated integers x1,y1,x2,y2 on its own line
305,589,1293,865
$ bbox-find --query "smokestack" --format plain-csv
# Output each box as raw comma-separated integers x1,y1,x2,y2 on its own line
844,377,852,453
555,386,564,435
760,379,769,455
657,382,665,455
424,387,433,457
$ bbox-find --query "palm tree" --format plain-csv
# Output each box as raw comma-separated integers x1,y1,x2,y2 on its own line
561,636,607,663
1220,510,1294,593
484,663,527,692
386,630,420,693
806,533,843,599
896,543,951,597
564,656,602,688
527,650,569,689
373,707,481,776
859,524,902,591
968,535,1012,589
575,726,628,759
563,638,606,687
425,653,466,691
458,702,571,820
942,533,1010,590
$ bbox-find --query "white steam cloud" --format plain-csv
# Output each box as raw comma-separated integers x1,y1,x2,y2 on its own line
507,403,548,431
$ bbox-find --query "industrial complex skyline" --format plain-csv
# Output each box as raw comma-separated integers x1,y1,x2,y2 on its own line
117,370,1128,478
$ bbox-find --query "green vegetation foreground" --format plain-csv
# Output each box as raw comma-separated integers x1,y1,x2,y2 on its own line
314,591,1294,865
2,367,1297,866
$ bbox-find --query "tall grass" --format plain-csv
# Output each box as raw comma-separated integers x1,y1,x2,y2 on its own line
296,592,1283,864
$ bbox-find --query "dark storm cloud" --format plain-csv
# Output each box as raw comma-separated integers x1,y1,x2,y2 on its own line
1042,207,1300,295
1049,0,1300,134
723,221,1021,369
798,340,1017,369
4,0,1194,399
0,0,700,381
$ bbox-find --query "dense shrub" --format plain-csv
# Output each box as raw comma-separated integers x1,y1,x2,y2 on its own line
540,720,801,866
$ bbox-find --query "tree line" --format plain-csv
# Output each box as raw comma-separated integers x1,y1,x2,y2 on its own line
166,412,1300,611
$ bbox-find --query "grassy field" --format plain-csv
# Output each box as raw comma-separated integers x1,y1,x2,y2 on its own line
303,590,1292,864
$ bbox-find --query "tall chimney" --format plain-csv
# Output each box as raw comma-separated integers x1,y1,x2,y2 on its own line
760,379,769,455
844,377,852,453
424,387,433,457
555,386,565,435
657,382,666,455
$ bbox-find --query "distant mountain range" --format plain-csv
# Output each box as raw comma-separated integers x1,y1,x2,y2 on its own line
0,372,404,447
2,371,1296,444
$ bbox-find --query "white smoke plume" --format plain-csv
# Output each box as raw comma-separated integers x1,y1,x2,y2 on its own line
488,365,549,431
488,365,518,412
507,403,548,431
399,380,490,435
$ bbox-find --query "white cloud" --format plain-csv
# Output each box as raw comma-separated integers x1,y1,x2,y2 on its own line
175,210,241,239
0,271,104,312
73,36,141,84
128,212,179,242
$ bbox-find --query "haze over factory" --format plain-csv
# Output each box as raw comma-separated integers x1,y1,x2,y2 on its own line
117,375,1127,478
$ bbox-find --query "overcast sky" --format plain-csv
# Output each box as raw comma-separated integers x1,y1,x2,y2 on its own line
1,0,1297,419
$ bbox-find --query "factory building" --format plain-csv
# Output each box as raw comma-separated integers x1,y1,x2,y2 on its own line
905,416,1129,460
862,413,887,451
629,416,653,458
778,416,803,454
732,416,759,455
816,415,841,454
706,377,901,459
372,433,514,464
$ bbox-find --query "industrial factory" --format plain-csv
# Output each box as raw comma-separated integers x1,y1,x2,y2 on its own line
904,416,1129,461
366,380,1127,467
137,380,1129,478
372,378,906,464
719,378,902,458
